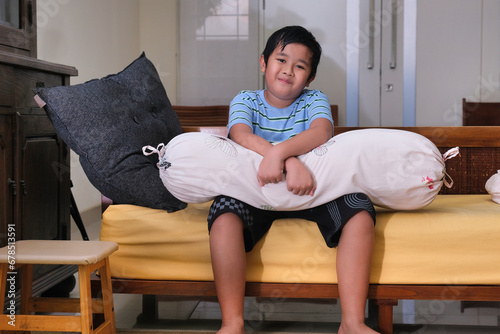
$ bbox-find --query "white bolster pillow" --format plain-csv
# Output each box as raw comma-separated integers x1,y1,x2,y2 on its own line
144,128,458,210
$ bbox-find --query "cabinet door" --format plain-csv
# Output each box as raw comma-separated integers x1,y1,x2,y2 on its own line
16,113,71,280
0,114,14,247
16,113,70,242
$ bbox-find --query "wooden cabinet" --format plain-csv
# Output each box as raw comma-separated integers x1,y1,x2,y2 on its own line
1,5,78,294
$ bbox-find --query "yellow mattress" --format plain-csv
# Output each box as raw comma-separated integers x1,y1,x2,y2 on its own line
100,195,500,285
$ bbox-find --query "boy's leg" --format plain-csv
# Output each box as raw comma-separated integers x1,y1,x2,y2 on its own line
337,210,379,334
209,212,247,334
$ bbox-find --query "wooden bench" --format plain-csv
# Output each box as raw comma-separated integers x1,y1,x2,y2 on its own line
92,106,500,333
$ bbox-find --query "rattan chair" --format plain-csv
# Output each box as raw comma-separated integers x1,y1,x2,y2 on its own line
462,98,500,125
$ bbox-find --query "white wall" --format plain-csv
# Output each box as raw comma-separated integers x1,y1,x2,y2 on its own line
480,0,500,103
414,1,500,126
139,0,178,103
37,0,141,83
415,1,482,126
37,0,178,213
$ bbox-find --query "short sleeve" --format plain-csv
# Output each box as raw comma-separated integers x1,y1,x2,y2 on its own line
304,90,333,126
228,90,256,131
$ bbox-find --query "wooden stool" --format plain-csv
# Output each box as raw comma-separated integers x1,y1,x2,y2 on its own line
0,240,118,334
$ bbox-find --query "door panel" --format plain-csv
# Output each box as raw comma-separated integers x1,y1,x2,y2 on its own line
358,0,404,126
0,114,14,247
178,0,260,105
358,0,383,126
17,113,70,280
17,114,68,242
379,0,404,126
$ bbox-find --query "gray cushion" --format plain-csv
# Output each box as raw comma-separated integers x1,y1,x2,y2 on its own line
34,53,186,212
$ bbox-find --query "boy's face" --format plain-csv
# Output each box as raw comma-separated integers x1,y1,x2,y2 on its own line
260,43,315,108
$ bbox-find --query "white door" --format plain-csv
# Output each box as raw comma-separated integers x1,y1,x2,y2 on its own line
351,0,492,126
179,0,349,124
265,0,498,126
178,0,260,105
357,0,405,126
263,0,406,127
178,1,499,125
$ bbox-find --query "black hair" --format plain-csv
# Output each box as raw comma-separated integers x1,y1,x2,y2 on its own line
261,25,322,80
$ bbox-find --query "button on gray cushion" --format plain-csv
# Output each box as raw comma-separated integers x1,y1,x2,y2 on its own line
34,53,186,212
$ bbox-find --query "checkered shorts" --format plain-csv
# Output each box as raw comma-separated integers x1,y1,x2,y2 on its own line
207,193,376,252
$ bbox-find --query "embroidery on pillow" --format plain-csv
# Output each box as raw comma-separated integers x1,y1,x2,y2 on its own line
205,136,238,157
313,139,335,156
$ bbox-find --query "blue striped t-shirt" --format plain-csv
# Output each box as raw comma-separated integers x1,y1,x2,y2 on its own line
228,89,333,143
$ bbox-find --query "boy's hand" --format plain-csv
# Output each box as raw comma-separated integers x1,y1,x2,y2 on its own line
257,148,285,186
284,157,316,196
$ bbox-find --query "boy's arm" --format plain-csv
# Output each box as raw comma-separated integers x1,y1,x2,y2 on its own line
230,118,333,190
229,123,274,156
274,117,333,158
229,118,333,157
260,118,333,193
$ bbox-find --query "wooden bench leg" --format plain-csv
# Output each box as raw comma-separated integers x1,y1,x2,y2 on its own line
79,264,94,334
79,258,116,334
20,264,33,316
99,258,116,334
0,264,7,311
0,263,16,333
376,299,398,334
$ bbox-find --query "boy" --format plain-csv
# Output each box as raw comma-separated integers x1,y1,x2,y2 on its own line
208,26,379,334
